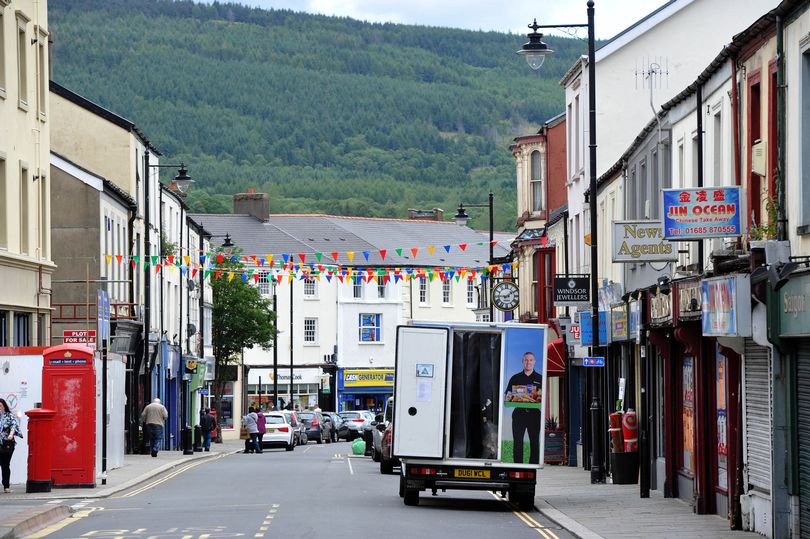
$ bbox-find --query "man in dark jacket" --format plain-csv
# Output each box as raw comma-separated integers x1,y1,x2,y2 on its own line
200,409,216,452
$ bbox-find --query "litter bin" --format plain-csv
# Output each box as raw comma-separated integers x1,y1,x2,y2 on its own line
193,425,202,452
25,408,56,493
610,451,639,484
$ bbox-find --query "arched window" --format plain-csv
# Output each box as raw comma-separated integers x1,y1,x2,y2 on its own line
530,150,544,212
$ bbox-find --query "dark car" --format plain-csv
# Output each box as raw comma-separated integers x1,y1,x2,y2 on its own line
322,412,346,442
298,411,331,444
283,410,307,446
379,421,399,474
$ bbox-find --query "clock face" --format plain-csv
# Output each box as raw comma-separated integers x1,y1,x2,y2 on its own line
492,281,520,311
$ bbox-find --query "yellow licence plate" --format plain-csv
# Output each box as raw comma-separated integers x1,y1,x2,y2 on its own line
454,469,490,479
267,428,275,433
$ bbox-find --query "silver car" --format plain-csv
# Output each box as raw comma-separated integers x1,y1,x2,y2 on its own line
338,410,375,440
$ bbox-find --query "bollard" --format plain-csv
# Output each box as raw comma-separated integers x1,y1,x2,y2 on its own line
25,408,56,493
193,425,202,452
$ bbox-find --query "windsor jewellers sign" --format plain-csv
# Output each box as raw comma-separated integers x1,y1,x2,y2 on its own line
554,275,590,306
662,186,743,240
612,220,677,263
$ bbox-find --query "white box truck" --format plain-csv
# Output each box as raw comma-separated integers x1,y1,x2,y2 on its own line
394,321,549,509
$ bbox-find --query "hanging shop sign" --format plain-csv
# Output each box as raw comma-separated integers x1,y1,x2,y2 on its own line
580,311,609,346
700,274,751,337
611,304,629,341
554,275,590,305
778,271,810,337
676,279,702,322
612,220,677,262
662,186,743,240
628,300,640,342
649,288,673,326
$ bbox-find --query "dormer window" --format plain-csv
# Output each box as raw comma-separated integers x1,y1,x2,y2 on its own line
530,150,544,212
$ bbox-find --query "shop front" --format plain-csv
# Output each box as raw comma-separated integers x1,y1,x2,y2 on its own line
338,368,394,413
246,368,321,411
777,269,810,535
701,274,750,525
646,283,674,497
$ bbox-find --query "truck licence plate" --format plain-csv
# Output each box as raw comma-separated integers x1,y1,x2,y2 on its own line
454,469,490,479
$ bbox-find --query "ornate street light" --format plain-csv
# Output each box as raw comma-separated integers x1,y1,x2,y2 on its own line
455,193,495,321
516,19,555,70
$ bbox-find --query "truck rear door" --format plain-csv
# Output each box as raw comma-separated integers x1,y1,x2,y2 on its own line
394,325,449,458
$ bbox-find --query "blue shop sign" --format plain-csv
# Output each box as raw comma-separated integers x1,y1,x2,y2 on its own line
628,300,640,341
580,311,609,346
662,186,742,240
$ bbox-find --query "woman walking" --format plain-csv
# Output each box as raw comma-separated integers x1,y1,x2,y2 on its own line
0,398,23,493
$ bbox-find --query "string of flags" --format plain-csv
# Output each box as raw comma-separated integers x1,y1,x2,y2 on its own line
102,240,517,284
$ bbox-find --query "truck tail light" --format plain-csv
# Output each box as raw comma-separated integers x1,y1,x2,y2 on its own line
412,467,438,476
508,471,535,479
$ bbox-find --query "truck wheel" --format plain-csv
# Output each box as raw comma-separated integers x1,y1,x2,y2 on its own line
380,458,393,475
399,476,405,498
403,488,419,506
518,494,534,511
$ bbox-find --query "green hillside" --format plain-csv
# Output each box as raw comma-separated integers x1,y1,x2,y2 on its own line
48,0,586,231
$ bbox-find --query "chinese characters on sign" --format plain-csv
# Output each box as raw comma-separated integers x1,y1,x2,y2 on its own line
662,187,742,240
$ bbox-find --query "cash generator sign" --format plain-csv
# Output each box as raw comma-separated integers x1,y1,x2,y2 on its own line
662,186,742,240
343,369,394,387
612,220,677,262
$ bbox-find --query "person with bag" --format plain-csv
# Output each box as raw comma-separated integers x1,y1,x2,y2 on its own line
242,407,259,454
255,409,266,454
199,409,216,452
0,398,23,493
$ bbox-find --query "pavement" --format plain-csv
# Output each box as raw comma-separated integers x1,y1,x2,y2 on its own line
0,439,244,539
535,464,758,539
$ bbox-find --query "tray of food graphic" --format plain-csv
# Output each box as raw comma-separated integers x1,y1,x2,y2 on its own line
505,384,543,408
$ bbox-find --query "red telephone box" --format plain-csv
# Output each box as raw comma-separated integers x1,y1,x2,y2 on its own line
42,344,96,487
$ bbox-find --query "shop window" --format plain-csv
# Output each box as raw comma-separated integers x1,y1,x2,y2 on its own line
303,277,317,298
681,356,695,475
208,381,234,429
536,248,555,323
359,313,381,342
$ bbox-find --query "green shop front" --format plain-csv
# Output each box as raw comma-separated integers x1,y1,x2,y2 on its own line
777,269,810,534
338,368,394,413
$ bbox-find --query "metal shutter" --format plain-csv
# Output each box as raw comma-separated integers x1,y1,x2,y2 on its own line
743,338,772,493
796,343,810,534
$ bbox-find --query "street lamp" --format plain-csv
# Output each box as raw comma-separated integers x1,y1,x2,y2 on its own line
455,192,494,321
519,1,604,483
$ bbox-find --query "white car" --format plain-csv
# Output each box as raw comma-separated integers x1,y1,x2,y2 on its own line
262,412,295,451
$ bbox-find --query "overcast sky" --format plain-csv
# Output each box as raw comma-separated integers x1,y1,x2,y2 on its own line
218,0,669,39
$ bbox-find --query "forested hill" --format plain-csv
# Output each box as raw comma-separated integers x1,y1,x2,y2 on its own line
48,0,586,231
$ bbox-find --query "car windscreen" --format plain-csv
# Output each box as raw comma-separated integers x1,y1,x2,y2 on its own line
298,413,314,423
265,415,286,425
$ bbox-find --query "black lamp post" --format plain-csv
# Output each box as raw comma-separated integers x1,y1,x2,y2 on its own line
455,192,495,321
519,2,604,484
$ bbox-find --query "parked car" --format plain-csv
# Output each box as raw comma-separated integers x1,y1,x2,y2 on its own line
322,412,346,442
379,421,399,474
283,410,307,446
372,397,394,462
298,411,331,444
261,412,295,451
338,410,375,441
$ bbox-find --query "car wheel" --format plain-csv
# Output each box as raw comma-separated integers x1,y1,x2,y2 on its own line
317,433,323,444
372,446,380,462
301,434,308,444
403,489,419,506
286,442,294,451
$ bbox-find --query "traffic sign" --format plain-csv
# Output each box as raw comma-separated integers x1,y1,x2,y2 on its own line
583,356,605,367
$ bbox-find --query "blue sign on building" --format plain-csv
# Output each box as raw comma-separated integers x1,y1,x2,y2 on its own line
662,186,742,240
580,311,609,346
583,357,605,367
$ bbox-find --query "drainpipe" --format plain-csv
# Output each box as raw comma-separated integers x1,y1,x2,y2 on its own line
731,60,742,188
776,16,787,241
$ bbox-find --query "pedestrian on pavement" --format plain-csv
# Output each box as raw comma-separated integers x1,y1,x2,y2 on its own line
504,352,544,464
141,398,168,457
313,403,322,413
242,407,259,453
0,398,22,493
256,408,266,453
200,408,216,452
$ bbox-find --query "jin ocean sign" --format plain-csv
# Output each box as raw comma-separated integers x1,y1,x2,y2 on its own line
662,186,743,240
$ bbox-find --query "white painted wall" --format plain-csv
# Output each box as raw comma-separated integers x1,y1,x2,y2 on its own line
0,354,43,485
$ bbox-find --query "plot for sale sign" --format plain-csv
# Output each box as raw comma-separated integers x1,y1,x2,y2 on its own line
63,330,96,344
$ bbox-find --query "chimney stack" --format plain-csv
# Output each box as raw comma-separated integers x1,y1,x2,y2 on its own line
407,208,444,221
233,190,270,222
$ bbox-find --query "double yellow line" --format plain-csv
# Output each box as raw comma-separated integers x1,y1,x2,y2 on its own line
489,492,560,539
121,453,227,498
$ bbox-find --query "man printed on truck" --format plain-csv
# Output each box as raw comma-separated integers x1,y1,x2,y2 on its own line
505,352,543,464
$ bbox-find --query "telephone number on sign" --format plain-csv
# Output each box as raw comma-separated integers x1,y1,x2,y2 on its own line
668,225,738,236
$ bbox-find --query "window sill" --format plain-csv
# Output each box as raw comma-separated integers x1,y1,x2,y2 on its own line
303,342,319,347
797,224,810,236
303,296,318,300
18,99,29,112
358,341,383,345
441,303,454,308
0,87,6,100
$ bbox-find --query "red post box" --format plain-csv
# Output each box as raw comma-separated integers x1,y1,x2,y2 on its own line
25,408,56,493
42,344,96,487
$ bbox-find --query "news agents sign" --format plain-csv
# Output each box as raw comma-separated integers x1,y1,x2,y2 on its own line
554,275,590,305
612,220,677,262
662,186,743,239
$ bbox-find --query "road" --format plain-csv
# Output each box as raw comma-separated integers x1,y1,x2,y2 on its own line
32,441,572,539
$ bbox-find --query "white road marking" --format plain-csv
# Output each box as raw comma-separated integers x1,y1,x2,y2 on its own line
347,457,354,475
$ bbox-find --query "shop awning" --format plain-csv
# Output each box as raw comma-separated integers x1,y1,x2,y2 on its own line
547,337,566,377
